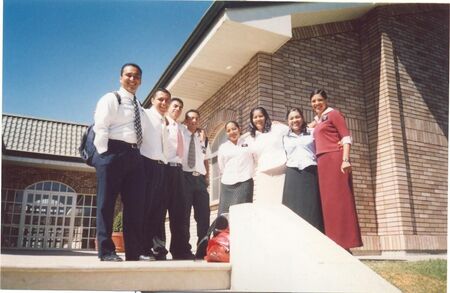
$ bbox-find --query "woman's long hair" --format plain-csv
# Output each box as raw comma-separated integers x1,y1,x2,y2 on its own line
249,106,272,137
286,107,308,135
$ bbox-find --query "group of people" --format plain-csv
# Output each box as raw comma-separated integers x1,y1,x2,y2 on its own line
93,63,211,261
216,90,362,251
92,62,362,262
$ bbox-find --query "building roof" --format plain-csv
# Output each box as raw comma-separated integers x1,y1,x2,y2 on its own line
143,1,378,111
2,114,88,159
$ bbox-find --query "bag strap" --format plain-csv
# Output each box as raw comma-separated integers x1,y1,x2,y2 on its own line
112,91,122,105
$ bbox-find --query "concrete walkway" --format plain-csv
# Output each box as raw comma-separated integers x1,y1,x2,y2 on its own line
1,249,231,291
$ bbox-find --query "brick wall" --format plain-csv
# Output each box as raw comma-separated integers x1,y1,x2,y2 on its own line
2,164,97,195
198,4,448,252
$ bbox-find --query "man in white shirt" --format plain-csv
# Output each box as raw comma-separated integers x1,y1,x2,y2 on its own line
181,109,212,259
92,63,147,262
140,88,171,260
162,98,195,260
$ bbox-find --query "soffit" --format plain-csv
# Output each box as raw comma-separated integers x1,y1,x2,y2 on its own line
163,2,378,112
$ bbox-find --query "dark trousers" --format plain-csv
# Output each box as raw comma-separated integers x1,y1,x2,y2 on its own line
142,157,167,255
183,172,210,250
162,165,192,257
93,139,145,260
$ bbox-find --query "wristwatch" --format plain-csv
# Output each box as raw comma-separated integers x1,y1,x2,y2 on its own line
343,158,350,162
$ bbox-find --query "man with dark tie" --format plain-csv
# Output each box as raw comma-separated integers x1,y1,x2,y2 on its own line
140,88,171,260
92,63,148,261
163,97,195,260
181,109,212,259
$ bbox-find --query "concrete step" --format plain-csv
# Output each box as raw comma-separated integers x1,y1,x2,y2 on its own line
1,250,231,291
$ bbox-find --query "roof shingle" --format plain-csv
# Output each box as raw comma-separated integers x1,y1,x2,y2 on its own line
2,114,88,158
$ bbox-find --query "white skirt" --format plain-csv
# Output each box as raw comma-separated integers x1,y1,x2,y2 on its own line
254,165,286,205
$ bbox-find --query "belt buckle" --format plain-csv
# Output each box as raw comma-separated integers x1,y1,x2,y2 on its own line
192,171,200,176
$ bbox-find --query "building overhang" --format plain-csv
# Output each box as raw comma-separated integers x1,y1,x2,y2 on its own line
2,150,95,173
144,1,380,112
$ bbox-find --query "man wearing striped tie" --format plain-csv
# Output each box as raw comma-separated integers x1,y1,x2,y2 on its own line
92,63,148,261
181,109,212,259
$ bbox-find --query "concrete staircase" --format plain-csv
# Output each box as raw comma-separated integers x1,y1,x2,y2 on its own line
1,251,231,291
2,204,402,292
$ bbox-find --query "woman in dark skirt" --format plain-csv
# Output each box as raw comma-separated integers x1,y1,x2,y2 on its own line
217,121,255,215
282,107,324,232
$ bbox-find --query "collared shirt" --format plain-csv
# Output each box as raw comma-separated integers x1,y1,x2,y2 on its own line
218,137,255,185
140,106,168,163
166,116,182,164
284,128,317,170
93,87,143,154
314,107,352,155
247,122,289,172
181,125,212,175
314,107,352,145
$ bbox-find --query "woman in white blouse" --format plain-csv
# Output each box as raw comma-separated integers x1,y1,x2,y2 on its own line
282,107,323,232
217,121,255,215
247,106,289,204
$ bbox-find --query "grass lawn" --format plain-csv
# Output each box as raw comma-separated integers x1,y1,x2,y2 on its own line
363,259,447,293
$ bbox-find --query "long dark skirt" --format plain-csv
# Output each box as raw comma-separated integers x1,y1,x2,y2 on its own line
218,178,254,215
317,151,362,249
282,165,324,232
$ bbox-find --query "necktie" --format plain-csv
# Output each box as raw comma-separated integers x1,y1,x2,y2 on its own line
161,117,169,162
187,132,196,168
176,127,184,158
133,96,143,147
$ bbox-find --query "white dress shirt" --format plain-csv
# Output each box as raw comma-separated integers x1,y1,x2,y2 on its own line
218,137,255,185
93,87,143,154
248,122,289,173
181,125,212,175
284,128,317,170
166,116,183,164
140,106,168,163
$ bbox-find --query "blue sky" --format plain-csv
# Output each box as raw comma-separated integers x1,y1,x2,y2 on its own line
3,0,212,125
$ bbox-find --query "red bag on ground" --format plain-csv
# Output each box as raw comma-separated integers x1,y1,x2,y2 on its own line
204,227,230,262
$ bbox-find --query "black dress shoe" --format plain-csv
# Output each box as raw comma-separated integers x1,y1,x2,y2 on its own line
138,254,156,261
100,253,123,262
154,253,167,261
172,252,195,260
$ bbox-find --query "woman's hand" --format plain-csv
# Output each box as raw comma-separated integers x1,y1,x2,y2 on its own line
307,120,317,128
341,161,352,174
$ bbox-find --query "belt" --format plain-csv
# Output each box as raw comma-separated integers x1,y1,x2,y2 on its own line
108,139,139,150
168,162,182,167
149,159,167,165
185,171,202,177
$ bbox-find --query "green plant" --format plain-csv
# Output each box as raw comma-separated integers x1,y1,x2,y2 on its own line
113,211,123,232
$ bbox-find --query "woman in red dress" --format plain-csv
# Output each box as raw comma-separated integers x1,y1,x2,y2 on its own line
310,89,362,250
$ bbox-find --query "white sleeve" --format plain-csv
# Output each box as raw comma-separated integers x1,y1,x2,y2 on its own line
93,93,119,154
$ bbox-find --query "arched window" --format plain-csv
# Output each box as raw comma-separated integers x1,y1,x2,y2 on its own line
2,181,97,250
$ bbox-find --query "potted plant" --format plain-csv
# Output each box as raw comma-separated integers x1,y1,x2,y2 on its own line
111,211,125,252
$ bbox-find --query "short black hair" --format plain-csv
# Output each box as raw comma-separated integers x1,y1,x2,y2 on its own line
310,89,328,100
121,63,142,76
152,87,171,100
185,109,200,120
170,97,184,107
225,120,240,130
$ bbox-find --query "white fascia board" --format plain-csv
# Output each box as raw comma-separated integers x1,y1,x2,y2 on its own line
3,155,95,173
226,6,292,38
166,12,229,91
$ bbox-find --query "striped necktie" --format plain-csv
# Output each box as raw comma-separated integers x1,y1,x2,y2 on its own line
187,132,196,168
133,96,143,147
